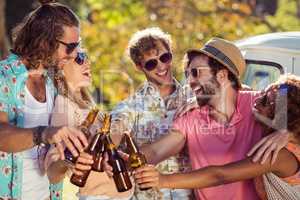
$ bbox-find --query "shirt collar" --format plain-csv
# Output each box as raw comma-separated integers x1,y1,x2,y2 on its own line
6,53,28,76
139,78,182,98
7,53,49,77
197,92,243,129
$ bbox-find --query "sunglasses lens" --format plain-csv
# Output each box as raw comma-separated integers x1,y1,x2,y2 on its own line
75,52,86,65
66,43,79,54
191,68,198,78
144,59,158,71
159,52,172,63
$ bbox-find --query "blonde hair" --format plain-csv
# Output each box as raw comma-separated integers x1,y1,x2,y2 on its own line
52,69,94,109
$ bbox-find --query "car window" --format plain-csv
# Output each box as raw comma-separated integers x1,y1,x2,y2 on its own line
242,60,283,91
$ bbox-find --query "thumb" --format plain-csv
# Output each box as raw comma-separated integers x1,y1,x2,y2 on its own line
117,150,129,161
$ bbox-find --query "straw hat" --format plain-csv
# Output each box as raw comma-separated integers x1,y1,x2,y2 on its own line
187,37,246,78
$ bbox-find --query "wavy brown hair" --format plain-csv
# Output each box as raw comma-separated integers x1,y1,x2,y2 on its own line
267,74,300,139
127,27,172,66
12,0,79,69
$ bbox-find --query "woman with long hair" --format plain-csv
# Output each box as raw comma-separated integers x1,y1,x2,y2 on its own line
46,53,133,200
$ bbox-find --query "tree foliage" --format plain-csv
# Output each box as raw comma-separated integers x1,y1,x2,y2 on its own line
65,0,298,110
2,0,300,109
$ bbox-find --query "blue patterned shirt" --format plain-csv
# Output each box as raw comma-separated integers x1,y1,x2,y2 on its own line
0,53,62,200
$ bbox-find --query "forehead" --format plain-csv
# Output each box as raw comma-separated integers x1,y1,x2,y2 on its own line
142,40,168,58
61,26,80,42
188,55,210,69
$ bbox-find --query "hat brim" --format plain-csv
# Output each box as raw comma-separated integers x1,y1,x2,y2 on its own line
186,48,239,78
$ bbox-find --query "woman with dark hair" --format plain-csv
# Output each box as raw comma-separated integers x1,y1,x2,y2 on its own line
134,74,300,199
0,0,88,199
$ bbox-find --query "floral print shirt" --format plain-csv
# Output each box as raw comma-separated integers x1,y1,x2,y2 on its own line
111,80,194,200
0,53,62,200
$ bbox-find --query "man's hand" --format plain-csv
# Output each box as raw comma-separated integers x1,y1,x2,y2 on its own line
247,129,290,164
134,165,161,189
174,99,198,120
71,152,94,176
43,126,89,160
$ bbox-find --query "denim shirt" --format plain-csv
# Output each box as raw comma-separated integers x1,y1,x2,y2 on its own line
111,80,193,200
0,54,62,200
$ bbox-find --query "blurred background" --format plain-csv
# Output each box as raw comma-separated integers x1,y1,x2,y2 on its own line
1,0,300,110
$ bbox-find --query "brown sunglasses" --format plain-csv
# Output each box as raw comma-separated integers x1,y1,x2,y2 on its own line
143,52,172,71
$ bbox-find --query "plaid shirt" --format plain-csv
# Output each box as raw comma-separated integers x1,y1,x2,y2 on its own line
111,79,193,200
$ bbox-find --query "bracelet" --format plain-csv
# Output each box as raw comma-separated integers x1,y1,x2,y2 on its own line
33,126,47,145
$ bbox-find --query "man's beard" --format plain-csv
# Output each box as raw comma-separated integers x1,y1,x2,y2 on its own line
195,77,220,107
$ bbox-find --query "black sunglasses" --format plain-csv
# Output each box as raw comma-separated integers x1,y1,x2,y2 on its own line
185,68,201,79
143,52,172,71
57,40,80,54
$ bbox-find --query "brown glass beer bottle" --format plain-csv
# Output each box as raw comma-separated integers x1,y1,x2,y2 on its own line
104,134,132,192
125,133,150,190
91,114,111,172
70,129,103,187
64,108,100,164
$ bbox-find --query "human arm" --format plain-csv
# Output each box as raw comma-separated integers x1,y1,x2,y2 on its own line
135,147,299,189
0,111,87,155
140,128,186,165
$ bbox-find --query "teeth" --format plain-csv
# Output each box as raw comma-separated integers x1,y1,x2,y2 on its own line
193,86,202,92
157,70,167,76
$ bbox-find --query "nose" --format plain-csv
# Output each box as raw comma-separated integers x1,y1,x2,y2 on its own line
188,75,199,90
69,46,80,59
156,58,169,71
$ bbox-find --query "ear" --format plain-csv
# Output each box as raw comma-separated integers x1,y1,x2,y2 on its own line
216,69,228,85
135,64,143,71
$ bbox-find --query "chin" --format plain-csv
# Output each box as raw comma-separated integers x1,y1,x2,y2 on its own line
196,97,210,107
78,81,91,88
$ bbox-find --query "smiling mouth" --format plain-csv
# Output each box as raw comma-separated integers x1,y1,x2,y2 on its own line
83,72,90,78
193,85,204,95
156,69,168,77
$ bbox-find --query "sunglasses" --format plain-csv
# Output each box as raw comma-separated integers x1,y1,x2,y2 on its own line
185,68,201,79
74,52,87,65
57,40,81,54
143,52,172,71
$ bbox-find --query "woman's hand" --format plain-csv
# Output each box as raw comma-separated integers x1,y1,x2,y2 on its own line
71,152,94,176
247,129,291,164
134,165,162,189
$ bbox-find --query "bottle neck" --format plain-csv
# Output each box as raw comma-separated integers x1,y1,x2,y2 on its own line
126,134,139,154
105,135,116,150
88,133,101,152
81,109,99,128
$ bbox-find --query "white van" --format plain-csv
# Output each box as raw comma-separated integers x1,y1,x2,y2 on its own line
235,32,300,90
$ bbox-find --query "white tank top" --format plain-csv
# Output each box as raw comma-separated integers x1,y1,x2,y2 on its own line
21,84,54,200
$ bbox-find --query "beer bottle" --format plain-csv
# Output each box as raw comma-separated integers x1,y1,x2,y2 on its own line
64,108,100,164
70,129,103,187
105,134,132,192
92,114,111,172
125,133,150,190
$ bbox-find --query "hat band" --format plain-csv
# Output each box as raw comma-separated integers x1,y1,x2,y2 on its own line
203,45,238,74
